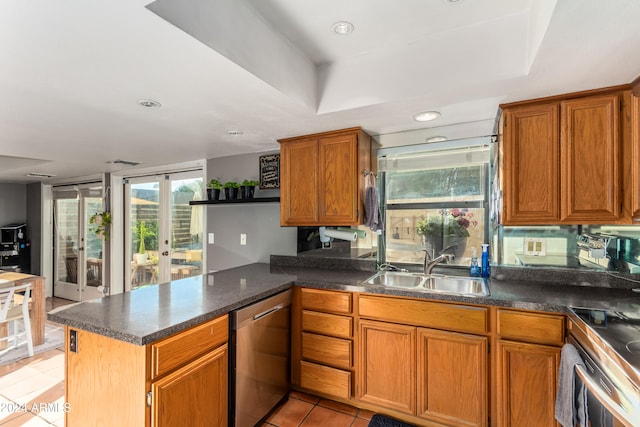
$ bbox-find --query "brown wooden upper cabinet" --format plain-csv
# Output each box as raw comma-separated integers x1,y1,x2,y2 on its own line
279,127,373,226
500,86,633,225
632,92,640,220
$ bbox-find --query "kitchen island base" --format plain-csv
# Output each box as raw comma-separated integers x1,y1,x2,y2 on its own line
64,314,228,427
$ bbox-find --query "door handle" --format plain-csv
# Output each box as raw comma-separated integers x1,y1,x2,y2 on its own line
162,251,169,256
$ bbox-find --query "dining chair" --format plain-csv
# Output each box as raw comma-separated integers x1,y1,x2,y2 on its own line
0,282,34,357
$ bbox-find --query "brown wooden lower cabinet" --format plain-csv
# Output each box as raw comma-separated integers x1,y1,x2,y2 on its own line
294,287,355,401
496,340,561,427
358,319,417,415
418,328,488,427
292,288,564,427
357,320,488,427
65,315,228,427
151,345,228,427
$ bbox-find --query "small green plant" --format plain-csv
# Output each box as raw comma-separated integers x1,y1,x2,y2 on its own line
241,179,259,186
224,181,240,188
137,221,148,254
208,179,223,190
89,211,112,240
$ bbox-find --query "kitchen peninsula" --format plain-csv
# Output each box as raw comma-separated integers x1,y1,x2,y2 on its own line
49,262,640,427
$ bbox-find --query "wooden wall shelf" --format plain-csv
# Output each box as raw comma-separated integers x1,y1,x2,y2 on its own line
189,197,280,206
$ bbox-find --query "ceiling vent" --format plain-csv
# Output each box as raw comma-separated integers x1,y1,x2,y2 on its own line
109,159,141,166
26,172,56,178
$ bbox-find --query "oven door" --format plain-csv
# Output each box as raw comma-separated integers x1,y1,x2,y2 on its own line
569,336,640,427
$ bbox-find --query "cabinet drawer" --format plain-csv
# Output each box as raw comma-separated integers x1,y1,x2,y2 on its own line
497,309,565,346
302,310,352,338
300,360,351,400
359,295,487,335
301,288,352,314
151,315,228,380
302,332,352,370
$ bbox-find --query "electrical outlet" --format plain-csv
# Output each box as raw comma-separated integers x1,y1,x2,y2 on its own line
240,233,247,245
208,232,214,244
69,329,78,353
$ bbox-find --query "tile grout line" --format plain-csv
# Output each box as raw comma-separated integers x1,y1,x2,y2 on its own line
297,398,315,427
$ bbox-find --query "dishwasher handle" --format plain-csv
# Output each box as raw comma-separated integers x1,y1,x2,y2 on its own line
253,304,284,321
575,365,636,427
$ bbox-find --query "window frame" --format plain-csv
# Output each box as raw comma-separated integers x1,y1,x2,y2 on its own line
379,163,490,268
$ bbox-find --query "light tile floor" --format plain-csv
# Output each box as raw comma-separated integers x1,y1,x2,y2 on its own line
1,298,372,427
0,297,70,426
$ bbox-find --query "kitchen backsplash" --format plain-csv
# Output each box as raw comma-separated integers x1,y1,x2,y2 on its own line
500,224,640,274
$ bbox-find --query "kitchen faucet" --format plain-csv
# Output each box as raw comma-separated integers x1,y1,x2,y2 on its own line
422,244,456,274
378,263,407,272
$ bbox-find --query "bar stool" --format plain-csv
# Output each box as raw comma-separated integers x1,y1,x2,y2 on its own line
0,282,34,357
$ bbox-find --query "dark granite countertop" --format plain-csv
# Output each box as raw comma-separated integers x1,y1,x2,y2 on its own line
48,263,296,345
268,265,640,314
49,262,640,346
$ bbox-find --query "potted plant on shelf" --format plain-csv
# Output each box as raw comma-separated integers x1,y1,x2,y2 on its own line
240,179,259,199
224,181,240,200
207,178,223,201
417,208,478,259
89,211,112,240
134,220,149,264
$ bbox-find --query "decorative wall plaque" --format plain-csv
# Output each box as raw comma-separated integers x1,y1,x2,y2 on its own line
259,154,280,189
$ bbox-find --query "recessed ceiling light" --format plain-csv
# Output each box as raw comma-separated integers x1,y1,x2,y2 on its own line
137,99,161,108
426,136,448,143
413,111,441,122
227,130,244,136
445,0,464,4
332,21,354,35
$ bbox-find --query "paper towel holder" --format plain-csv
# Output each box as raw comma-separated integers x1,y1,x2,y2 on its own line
319,226,358,249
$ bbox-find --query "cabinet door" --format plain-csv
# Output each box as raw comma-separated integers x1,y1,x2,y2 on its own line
152,344,228,427
318,133,359,225
632,94,640,220
280,138,319,225
496,340,560,427
417,328,488,427
561,94,621,222
358,319,416,415
502,103,560,224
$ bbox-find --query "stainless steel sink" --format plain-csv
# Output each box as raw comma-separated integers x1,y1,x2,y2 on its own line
363,271,489,296
425,274,490,296
365,271,426,288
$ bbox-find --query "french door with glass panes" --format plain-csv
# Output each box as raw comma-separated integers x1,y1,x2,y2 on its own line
53,184,106,301
124,171,204,290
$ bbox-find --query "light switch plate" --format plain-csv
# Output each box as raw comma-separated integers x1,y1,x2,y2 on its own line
208,233,214,244
524,238,546,256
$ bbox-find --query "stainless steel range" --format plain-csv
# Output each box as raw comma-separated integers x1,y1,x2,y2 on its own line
567,307,640,426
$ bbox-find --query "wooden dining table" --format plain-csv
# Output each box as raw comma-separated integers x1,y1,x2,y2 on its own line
0,271,46,347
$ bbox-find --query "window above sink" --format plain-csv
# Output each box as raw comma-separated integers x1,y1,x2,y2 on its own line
379,137,491,268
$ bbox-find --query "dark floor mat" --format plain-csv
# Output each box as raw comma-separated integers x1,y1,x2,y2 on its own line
367,414,417,427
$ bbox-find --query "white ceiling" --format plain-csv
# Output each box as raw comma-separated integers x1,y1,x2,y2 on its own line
1,0,639,183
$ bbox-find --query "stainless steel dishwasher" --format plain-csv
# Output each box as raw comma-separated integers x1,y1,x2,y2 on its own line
230,289,291,427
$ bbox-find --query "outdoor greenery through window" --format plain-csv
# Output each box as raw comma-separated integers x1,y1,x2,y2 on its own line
380,141,490,267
